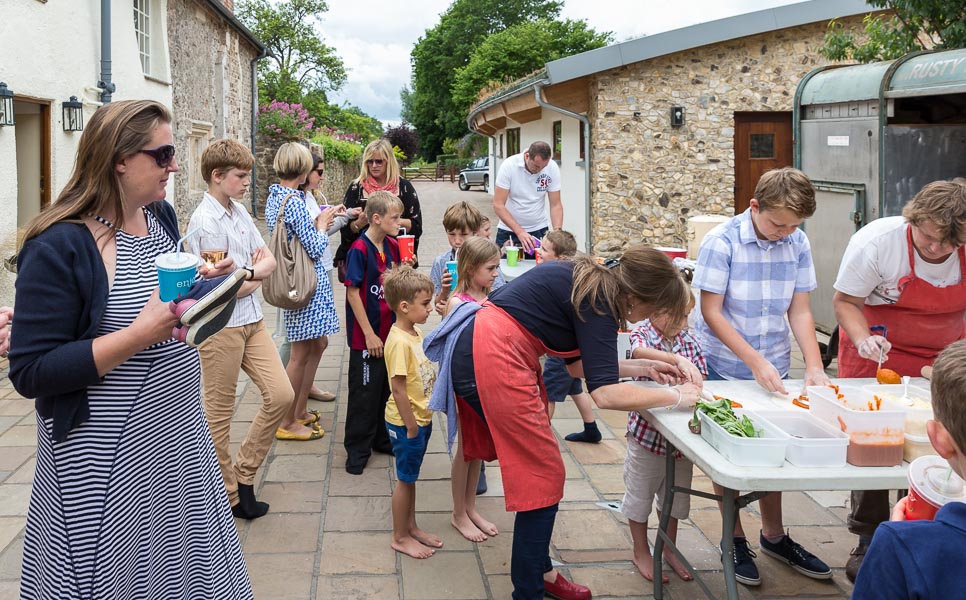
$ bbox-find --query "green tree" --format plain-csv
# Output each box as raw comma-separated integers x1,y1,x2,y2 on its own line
238,0,347,103
408,0,564,158
451,19,611,113
821,0,966,62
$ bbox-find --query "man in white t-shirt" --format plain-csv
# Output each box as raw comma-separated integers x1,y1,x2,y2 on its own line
832,178,966,582
493,141,562,254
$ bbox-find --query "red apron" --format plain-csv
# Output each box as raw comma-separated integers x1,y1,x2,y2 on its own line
838,226,966,377
460,302,580,513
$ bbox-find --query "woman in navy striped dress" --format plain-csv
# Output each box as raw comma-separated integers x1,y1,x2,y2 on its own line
9,100,252,599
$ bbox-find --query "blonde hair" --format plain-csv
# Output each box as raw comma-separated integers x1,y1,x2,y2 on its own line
571,245,691,329
273,142,313,181
454,237,500,296
21,99,171,244
365,190,404,220
931,340,966,454
442,201,483,233
902,179,966,247
544,230,577,258
201,138,254,183
754,167,816,218
354,139,400,187
383,264,433,311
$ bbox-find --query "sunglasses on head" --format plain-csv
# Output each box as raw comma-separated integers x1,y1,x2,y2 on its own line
139,144,176,168
366,158,385,166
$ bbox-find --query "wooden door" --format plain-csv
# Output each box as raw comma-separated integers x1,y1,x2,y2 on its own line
734,112,792,214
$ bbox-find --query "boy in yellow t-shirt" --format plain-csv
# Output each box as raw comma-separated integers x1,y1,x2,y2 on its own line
382,265,440,559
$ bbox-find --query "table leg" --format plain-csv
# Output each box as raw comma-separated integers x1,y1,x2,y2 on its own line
653,446,676,600
721,486,739,600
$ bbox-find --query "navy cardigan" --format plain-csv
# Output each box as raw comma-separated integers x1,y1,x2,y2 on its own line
9,201,181,442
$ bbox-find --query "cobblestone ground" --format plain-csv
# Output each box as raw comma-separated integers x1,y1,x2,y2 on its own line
0,181,857,599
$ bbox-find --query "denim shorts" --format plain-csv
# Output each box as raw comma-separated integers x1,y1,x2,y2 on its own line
544,356,583,402
386,421,432,483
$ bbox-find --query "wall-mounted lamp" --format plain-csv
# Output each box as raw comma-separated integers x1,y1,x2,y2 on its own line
63,96,84,131
670,106,685,128
0,83,15,127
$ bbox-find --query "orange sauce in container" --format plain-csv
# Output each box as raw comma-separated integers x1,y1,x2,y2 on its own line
846,429,904,467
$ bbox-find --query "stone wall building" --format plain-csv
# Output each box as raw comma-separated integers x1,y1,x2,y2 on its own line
467,0,876,255
253,135,358,215
167,0,264,227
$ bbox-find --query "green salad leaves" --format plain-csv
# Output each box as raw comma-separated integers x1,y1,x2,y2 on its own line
689,399,761,438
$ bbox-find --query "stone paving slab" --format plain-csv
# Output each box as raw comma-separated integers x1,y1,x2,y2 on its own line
0,182,863,598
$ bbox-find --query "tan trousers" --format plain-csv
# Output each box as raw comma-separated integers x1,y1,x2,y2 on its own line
199,320,294,506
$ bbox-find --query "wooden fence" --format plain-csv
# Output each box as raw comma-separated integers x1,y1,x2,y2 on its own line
402,165,459,182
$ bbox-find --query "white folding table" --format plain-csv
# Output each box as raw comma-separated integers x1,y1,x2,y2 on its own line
500,258,536,281
639,378,919,600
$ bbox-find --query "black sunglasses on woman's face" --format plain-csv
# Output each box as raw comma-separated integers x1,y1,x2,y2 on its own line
139,144,177,168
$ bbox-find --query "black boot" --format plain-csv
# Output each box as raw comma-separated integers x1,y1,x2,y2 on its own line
565,421,602,444
476,462,488,495
232,483,269,520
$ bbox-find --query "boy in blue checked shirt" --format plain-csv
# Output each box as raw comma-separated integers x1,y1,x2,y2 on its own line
625,291,704,584
344,191,404,475
693,167,832,586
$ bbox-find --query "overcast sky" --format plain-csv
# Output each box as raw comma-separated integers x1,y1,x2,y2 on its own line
318,0,804,126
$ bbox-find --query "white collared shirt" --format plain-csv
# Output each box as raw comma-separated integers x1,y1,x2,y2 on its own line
187,192,266,327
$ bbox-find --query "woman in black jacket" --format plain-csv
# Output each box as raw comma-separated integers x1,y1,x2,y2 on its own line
9,100,252,599
335,138,422,270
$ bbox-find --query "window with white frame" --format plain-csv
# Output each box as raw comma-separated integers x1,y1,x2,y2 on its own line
133,0,151,74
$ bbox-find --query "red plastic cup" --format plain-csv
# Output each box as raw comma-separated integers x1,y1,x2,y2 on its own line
905,456,965,521
654,246,687,260
398,235,415,262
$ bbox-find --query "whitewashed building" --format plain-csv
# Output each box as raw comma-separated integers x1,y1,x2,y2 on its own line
0,0,262,306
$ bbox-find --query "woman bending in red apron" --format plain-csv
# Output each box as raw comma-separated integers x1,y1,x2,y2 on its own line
832,179,966,581
449,246,702,599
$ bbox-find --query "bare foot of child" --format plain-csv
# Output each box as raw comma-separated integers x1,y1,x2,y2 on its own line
664,550,693,581
451,513,488,542
632,552,668,584
468,510,499,537
391,536,435,559
410,527,443,548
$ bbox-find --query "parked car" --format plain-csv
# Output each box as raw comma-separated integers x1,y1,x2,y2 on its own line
458,156,489,192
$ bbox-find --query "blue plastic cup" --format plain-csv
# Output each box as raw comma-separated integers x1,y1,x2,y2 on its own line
156,252,199,301
446,260,458,290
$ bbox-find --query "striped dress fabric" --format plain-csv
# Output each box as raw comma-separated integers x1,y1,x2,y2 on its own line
19,211,252,600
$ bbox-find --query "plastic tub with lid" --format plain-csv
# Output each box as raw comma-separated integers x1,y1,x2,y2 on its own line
807,385,906,467
861,384,932,436
696,408,789,467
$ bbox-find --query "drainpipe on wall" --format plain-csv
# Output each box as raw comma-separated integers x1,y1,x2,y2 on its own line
250,47,269,217
533,83,592,254
97,0,116,103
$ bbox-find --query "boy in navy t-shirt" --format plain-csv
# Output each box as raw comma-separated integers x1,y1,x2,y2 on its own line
853,340,966,599
344,191,403,474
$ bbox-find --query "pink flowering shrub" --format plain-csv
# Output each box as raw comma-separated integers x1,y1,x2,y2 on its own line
258,101,315,139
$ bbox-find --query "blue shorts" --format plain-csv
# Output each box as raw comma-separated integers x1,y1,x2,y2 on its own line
544,356,583,402
386,421,432,483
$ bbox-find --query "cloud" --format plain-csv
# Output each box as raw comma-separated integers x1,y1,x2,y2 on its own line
319,0,801,125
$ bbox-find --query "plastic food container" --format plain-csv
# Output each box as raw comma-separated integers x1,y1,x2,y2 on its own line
861,384,933,436
904,433,938,463
807,385,906,467
756,410,849,468
697,409,788,467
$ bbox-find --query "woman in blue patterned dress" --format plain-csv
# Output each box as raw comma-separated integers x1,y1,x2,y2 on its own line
266,143,341,441
9,100,252,599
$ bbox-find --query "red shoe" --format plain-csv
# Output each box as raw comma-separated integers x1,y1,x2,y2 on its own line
544,572,592,600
